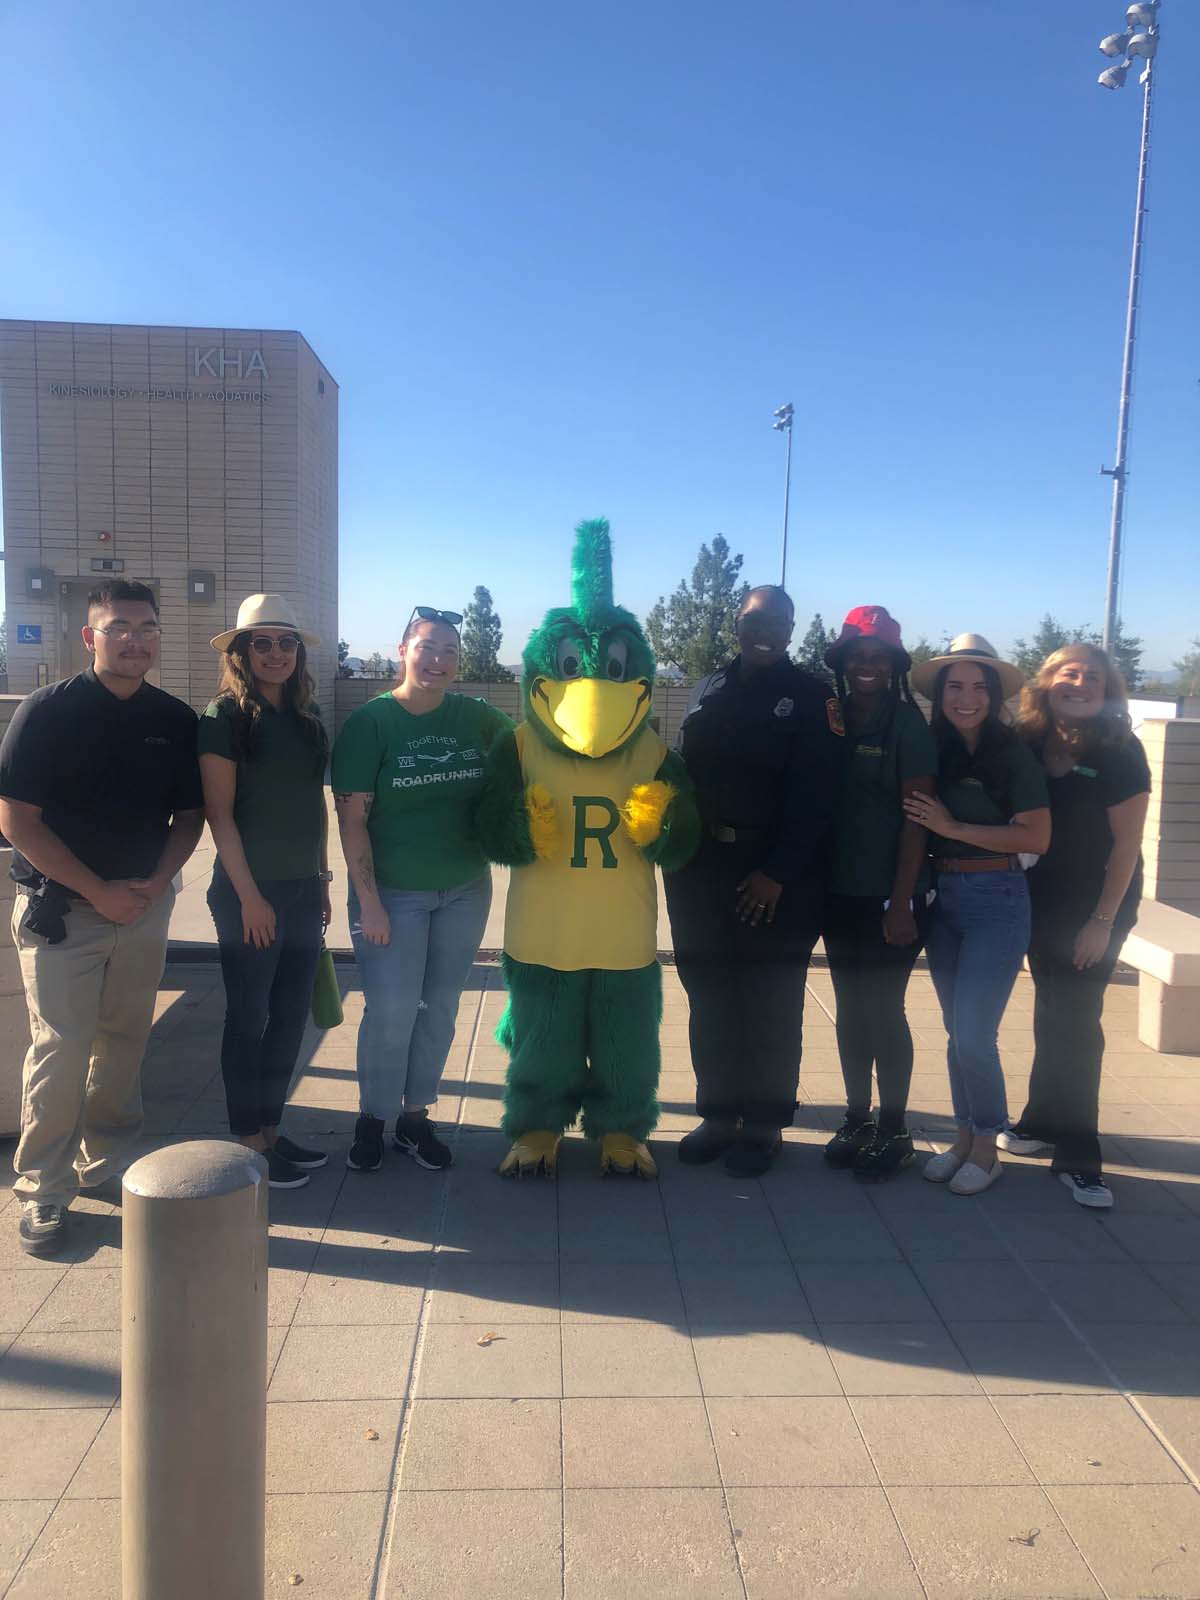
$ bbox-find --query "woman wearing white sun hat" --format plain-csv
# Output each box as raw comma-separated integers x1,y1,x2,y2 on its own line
902,635,1051,1197
199,594,332,1191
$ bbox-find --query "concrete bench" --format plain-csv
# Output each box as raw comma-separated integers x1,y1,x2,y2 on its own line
1121,898,1200,1054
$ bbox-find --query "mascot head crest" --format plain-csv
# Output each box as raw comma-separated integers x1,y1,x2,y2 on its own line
522,517,656,759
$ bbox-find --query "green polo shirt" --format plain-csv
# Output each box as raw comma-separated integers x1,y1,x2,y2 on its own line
932,737,1049,860
831,700,937,897
198,698,327,881
330,692,513,891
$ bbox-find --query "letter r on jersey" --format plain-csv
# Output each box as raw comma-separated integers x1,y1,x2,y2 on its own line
570,796,620,869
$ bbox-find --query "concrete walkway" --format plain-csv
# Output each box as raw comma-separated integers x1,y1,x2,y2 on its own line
1,962,1200,1597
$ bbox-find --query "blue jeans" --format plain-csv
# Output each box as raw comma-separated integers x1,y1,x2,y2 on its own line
349,874,491,1122
925,869,1030,1135
208,867,324,1137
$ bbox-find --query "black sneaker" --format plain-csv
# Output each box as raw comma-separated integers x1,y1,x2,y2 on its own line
264,1149,309,1190
18,1201,68,1257
724,1127,782,1178
824,1114,877,1169
853,1130,915,1183
678,1118,739,1165
1059,1170,1114,1209
346,1115,385,1172
274,1135,328,1170
394,1111,453,1171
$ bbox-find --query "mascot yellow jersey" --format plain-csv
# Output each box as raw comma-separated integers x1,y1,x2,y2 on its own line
504,721,667,971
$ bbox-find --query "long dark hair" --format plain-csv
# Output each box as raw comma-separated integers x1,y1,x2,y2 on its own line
930,661,1018,807
214,636,328,766
831,647,919,724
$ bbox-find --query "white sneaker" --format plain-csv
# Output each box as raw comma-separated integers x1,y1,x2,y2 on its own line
923,1149,965,1184
949,1159,1004,1196
997,1130,1052,1157
1059,1171,1114,1209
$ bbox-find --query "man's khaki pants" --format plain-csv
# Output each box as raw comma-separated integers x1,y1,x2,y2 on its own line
12,887,175,1207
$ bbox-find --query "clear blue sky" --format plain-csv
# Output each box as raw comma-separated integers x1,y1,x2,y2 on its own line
2,0,1196,669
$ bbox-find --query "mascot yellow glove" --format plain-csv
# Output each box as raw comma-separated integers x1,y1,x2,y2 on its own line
524,783,560,861
620,780,676,847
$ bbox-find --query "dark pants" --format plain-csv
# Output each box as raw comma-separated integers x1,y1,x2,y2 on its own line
824,893,930,1135
208,867,324,1137
1014,915,1125,1178
665,837,821,1129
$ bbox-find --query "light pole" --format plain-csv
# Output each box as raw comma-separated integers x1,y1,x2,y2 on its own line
1096,2,1162,656
772,402,794,588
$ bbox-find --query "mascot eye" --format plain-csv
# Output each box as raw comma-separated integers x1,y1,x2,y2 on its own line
605,639,628,682
556,637,585,678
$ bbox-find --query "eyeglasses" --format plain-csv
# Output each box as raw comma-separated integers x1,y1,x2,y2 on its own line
409,606,463,628
250,634,301,655
92,623,162,643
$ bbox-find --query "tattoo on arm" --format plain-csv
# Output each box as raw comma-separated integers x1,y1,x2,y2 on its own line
356,851,377,894
362,795,374,819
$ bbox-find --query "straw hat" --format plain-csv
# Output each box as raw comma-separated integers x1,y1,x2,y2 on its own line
210,593,321,653
909,633,1025,702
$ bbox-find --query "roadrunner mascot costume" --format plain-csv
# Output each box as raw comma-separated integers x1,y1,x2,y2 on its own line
476,518,700,1179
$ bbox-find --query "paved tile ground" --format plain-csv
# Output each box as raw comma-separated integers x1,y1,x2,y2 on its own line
1,959,1199,1597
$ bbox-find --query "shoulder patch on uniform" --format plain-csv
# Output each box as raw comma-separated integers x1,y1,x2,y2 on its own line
773,696,794,719
826,697,846,737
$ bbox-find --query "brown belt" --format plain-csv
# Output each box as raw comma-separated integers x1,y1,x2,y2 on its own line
935,855,1021,874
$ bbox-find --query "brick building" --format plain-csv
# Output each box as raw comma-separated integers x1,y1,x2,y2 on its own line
0,320,337,706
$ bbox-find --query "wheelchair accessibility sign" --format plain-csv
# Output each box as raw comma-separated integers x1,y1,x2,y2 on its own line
16,625,42,645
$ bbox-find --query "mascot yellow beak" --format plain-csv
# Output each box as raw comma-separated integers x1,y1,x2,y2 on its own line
532,677,651,759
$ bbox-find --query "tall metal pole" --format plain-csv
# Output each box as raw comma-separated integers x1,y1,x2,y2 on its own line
780,422,793,589
1101,40,1157,655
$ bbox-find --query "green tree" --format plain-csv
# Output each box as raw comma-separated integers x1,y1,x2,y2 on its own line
794,613,836,684
0,617,7,678
362,651,394,679
458,586,513,682
1174,639,1200,697
1012,613,1143,692
908,635,947,669
336,638,353,678
645,534,749,678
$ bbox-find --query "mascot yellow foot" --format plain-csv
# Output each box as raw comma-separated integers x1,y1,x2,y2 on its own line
599,1132,658,1179
498,1130,562,1180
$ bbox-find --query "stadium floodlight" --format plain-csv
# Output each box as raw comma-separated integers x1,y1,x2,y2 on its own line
771,404,794,585
1098,63,1130,88
1125,2,1158,25
1127,30,1157,57
1099,31,1130,56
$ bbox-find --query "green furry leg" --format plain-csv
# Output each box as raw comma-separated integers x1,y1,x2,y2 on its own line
498,956,589,1138
580,962,662,1143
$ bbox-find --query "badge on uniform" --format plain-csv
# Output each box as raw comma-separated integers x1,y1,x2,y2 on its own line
773,697,794,719
826,698,845,736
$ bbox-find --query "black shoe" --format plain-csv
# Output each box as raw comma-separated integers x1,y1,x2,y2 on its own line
724,1127,782,1179
18,1201,68,1257
823,1113,877,1169
274,1135,328,1170
264,1149,309,1189
853,1129,915,1183
678,1118,739,1165
1058,1170,1114,1209
394,1111,453,1171
347,1115,385,1172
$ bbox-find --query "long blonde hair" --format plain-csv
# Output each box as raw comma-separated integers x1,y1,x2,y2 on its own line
215,635,328,765
1017,643,1132,753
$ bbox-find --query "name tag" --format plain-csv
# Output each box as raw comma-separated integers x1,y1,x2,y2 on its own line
1072,765,1098,778
855,744,883,757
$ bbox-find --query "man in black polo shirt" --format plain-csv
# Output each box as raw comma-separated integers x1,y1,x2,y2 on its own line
0,580,205,1255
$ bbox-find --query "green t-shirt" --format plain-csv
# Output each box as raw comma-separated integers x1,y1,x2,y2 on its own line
831,700,937,897
198,698,327,881
932,736,1049,860
330,692,513,891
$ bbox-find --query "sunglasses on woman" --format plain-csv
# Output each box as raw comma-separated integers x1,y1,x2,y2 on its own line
408,606,463,628
249,633,302,655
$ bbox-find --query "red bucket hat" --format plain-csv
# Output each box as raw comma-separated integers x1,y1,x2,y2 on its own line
824,605,910,670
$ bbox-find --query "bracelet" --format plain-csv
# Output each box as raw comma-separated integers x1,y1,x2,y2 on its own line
1089,910,1114,925
319,870,334,883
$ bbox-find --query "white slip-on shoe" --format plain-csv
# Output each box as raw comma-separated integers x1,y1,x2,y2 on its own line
923,1149,966,1184
949,1159,1004,1196
997,1130,1052,1157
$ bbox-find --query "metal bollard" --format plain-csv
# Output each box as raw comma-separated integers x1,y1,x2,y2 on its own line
122,1139,269,1600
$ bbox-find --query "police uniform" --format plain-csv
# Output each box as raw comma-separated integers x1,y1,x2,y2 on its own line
664,655,843,1129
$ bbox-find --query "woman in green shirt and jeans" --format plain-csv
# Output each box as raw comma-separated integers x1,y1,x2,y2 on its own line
200,595,332,1191
332,609,513,1174
904,636,1051,1197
